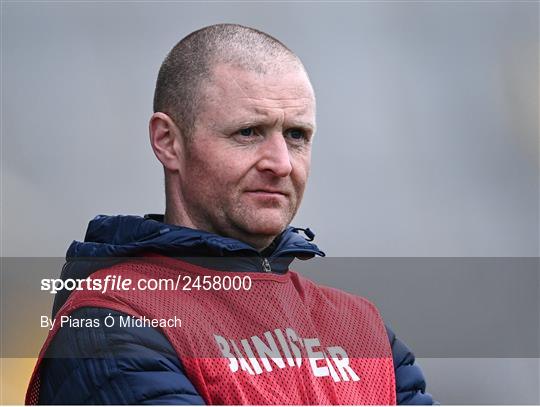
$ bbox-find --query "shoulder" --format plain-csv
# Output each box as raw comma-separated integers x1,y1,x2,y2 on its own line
39,307,204,404
386,325,437,405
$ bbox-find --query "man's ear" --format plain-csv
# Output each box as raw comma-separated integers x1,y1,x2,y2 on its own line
149,112,185,171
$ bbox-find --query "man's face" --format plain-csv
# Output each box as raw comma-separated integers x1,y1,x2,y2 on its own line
175,63,316,249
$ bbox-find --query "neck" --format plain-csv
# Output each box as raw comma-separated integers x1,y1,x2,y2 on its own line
164,204,276,252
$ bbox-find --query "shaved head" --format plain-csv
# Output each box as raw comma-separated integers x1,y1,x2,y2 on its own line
149,24,315,249
153,23,307,138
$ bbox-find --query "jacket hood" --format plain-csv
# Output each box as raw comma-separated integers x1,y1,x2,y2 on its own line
67,214,324,260
52,214,324,317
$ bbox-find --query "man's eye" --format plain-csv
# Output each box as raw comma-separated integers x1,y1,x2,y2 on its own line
238,128,254,137
287,128,307,141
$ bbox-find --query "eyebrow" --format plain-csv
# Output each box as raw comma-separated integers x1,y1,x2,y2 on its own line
288,120,316,132
223,116,316,133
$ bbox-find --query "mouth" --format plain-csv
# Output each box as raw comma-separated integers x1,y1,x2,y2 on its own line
244,189,289,200
246,189,288,196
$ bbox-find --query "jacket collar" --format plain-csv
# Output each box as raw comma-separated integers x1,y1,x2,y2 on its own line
53,214,324,318
67,214,325,273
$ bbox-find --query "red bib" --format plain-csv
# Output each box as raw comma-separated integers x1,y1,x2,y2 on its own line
27,255,396,405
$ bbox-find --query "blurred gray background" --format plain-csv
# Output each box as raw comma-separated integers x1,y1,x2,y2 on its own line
2,1,539,404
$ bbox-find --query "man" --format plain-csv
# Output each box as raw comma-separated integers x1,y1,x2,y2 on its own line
26,24,434,405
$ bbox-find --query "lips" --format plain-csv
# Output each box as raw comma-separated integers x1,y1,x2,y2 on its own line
244,189,290,202
246,189,288,196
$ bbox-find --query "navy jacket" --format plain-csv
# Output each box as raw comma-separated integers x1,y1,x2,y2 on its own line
38,214,435,405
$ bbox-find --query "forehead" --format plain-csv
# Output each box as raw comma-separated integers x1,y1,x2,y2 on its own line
199,63,316,123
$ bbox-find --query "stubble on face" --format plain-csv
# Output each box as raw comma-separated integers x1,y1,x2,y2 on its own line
172,63,316,250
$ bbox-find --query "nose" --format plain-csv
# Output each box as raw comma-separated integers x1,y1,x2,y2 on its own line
256,133,293,177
